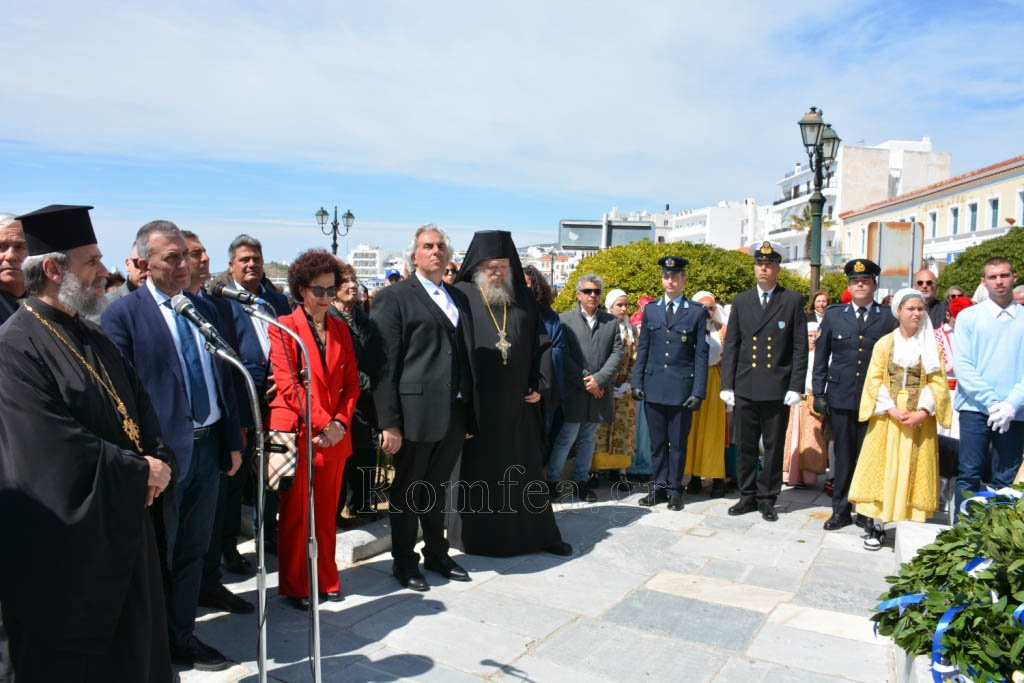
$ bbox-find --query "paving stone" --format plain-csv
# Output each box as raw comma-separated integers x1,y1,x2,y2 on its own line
745,624,891,682
603,589,764,651
700,515,754,533
439,586,578,639
792,562,889,616
326,646,485,683
350,607,533,676
646,571,792,613
815,546,898,576
631,507,705,531
712,656,844,683
493,655,617,683
484,554,648,617
532,617,726,681
768,602,890,645
584,524,706,575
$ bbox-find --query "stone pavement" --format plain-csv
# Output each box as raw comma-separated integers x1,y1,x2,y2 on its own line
184,483,896,682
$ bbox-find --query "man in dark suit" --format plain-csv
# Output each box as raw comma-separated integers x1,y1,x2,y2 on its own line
0,213,27,326
813,259,896,530
631,256,710,511
102,221,243,672
220,234,292,558
182,230,257,615
372,224,475,592
720,241,809,522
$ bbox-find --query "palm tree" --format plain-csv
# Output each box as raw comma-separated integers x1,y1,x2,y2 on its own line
788,205,836,259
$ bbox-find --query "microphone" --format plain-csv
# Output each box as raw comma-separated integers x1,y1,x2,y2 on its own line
171,294,238,358
210,282,267,307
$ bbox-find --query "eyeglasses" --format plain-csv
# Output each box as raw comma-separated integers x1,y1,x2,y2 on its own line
579,288,602,296
916,280,935,286
307,286,338,298
445,269,458,275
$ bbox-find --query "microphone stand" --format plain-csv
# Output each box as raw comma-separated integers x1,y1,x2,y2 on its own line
242,306,322,683
205,343,269,683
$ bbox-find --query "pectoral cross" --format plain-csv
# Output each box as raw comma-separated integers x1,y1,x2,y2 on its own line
495,330,512,365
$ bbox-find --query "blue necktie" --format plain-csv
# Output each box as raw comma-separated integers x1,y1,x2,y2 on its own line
165,300,211,424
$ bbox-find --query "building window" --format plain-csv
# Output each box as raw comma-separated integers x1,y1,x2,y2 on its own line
951,206,959,235
989,198,999,228
968,202,978,232
929,211,937,238
860,228,866,254
1018,190,1024,224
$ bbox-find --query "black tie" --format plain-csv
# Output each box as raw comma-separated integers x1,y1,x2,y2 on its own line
666,301,675,325
857,306,867,329
762,292,769,309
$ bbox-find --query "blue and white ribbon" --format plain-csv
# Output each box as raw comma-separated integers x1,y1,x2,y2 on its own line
959,487,1023,516
931,604,967,682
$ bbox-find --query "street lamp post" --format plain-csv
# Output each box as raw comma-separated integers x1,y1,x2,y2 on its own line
315,206,355,256
797,107,841,293
548,248,557,284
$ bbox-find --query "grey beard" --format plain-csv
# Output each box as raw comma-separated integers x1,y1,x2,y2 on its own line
59,269,108,317
474,269,514,307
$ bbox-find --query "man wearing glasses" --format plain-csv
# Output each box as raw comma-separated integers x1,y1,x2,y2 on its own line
913,269,946,328
546,274,623,502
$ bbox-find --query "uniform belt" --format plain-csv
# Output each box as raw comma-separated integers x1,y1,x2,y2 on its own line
193,421,222,440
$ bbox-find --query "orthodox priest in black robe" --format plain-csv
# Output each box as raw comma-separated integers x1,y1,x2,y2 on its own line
0,205,173,682
449,231,571,557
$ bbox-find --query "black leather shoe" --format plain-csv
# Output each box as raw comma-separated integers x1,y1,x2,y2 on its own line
709,479,726,499
284,596,310,611
423,554,470,582
543,541,573,556
823,513,854,531
170,635,231,672
393,564,429,591
222,548,253,576
319,590,344,602
573,481,598,503
198,584,255,614
546,480,561,501
638,492,660,507
759,501,779,522
685,477,702,495
728,499,758,516
667,495,684,511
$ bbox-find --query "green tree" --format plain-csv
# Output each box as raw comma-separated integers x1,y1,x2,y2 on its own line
936,227,1024,299
788,204,836,258
818,271,849,304
552,240,809,312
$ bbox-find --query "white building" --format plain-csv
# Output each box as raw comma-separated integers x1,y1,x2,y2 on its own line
655,200,760,250
519,244,585,287
768,137,951,275
347,244,386,280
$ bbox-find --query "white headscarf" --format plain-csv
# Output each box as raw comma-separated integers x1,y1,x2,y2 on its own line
692,290,727,327
890,287,941,373
604,288,632,343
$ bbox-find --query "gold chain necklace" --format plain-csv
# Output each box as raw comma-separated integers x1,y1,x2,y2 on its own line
25,304,144,452
482,298,511,365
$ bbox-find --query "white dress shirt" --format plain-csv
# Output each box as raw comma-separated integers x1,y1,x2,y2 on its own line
415,271,459,326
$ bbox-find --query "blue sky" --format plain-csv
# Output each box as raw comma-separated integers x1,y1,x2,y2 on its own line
2,0,1022,269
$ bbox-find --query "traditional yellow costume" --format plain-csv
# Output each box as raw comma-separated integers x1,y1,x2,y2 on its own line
848,332,951,522
593,290,637,470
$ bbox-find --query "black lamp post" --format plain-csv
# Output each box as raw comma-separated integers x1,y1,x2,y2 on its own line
798,107,841,293
548,248,557,284
315,206,355,256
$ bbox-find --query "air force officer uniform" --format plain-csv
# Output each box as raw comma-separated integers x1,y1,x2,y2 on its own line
632,256,709,506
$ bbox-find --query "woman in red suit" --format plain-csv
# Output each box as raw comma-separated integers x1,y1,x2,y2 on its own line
268,249,360,610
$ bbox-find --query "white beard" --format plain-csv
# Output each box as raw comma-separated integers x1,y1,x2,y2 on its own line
474,269,514,307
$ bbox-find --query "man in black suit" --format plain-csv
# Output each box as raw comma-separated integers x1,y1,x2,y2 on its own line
372,224,476,591
812,258,896,530
720,241,808,522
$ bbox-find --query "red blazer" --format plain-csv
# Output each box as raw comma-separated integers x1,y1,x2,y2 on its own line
267,308,360,465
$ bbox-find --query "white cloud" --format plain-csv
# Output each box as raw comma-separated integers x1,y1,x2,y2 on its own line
3,0,1023,213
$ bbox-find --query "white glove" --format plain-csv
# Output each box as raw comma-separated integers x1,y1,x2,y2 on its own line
784,391,802,407
719,390,735,410
987,401,1016,433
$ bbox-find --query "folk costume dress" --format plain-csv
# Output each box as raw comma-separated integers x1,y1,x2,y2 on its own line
782,321,829,485
848,292,951,523
593,289,637,471
685,300,728,480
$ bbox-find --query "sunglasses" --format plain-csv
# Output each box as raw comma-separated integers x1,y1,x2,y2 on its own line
579,288,602,296
307,286,338,298
916,280,935,286
445,269,458,275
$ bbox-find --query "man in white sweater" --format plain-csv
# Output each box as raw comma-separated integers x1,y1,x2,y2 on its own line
953,256,1024,503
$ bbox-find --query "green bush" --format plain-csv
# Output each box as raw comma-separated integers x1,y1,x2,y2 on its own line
936,227,1024,299
818,271,849,304
552,240,809,312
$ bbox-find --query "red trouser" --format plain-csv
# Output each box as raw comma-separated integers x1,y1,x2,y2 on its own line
277,447,346,597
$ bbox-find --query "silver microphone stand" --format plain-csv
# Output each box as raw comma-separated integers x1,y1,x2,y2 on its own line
243,306,322,683
205,343,269,683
